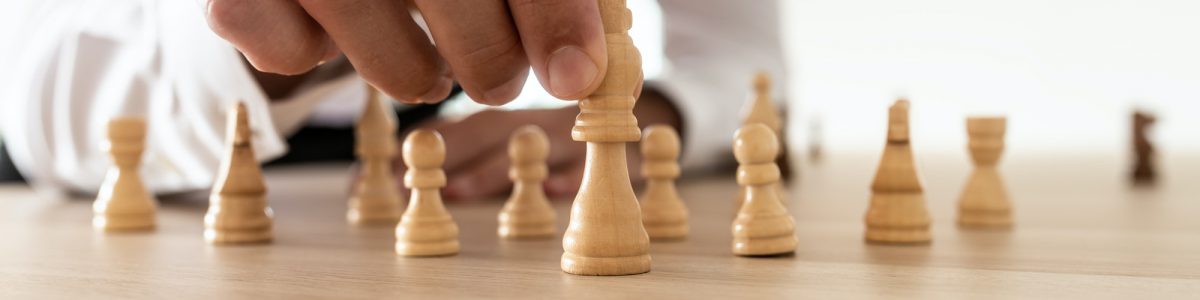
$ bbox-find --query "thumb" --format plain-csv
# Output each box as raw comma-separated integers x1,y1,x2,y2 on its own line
508,0,607,100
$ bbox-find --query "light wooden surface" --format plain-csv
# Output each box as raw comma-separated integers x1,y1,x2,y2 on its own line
2,150,1199,299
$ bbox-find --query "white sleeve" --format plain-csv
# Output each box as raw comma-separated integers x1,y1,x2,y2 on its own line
0,0,289,195
648,0,788,171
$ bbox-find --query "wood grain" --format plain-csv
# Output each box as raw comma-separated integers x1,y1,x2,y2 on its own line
1,151,1198,299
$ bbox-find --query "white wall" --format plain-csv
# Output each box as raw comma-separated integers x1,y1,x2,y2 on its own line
460,0,1198,158
782,0,1200,156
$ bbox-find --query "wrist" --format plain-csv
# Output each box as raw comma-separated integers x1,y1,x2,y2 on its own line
634,87,683,133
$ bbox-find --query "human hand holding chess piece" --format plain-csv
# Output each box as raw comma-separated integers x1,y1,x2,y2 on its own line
373,90,680,201
205,0,608,105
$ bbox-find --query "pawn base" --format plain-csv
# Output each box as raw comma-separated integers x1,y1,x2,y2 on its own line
499,223,556,240
93,214,155,232
205,228,273,245
561,252,651,276
348,210,402,226
958,210,1013,229
864,226,931,244
733,235,796,256
396,240,460,257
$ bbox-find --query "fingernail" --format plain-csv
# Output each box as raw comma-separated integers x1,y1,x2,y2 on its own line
482,73,526,105
547,46,599,98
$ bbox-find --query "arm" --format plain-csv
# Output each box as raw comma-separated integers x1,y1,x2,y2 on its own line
650,0,789,171
0,1,289,194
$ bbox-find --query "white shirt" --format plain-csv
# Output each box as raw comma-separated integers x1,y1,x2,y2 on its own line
0,0,785,195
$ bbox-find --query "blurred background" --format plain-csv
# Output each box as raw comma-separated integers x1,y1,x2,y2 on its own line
449,0,1200,159
2,0,1196,183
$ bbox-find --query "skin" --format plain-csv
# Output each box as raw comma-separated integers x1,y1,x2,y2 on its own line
205,0,608,105
215,0,683,200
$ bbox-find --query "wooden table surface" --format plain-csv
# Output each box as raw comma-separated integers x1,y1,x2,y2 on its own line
2,151,1198,299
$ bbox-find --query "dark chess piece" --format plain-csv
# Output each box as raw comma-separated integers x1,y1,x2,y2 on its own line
1131,111,1157,183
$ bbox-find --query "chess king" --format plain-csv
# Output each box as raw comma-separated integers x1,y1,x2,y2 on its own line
560,0,652,276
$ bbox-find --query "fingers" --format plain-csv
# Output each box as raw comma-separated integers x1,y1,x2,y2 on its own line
508,0,607,99
444,150,511,200
413,0,530,105
297,0,453,104
206,0,334,75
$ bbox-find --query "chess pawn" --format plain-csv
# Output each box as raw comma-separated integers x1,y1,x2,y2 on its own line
732,124,797,256
205,102,273,244
737,72,788,212
958,117,1012,228
863,100,932,244
560,0,651,276
498,125,557,239
639,125,688,240
742,72,783,133
1131,111,1156,182
348,86,403,225
93,117,157,231
395,129,459,256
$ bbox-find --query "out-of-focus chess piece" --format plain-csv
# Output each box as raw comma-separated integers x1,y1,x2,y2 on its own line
957,117,1012,229
498,125,557,239
93,117,157,232
348,85,403,225
205,102,274,244
395,129,460,256
863,99,932,244
1131,111,1157,184
640,125,688,241
732,124,797,256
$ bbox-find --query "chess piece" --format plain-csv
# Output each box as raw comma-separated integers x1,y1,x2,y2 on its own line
863,99,931,244
348,85,403,225
738,72,790,211
205,102,273,244
742,72,784,134
498,125,557,239
957,117,1012,228
1131,111,1156,183
639,125,688,240
732,124,797,256
395,129,459,256
93,117,157,231
561,0,651,276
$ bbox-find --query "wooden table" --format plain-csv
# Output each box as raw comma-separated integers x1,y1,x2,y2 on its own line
2,152,1198,299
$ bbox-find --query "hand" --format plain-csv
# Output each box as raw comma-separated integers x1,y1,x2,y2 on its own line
205,0,608,106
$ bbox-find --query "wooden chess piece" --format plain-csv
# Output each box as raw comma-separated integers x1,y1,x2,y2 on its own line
639,125,688,240
732,124,797,256
348,85,403,225
863,99,931,244
738,72,790,211
957,117,1013,228
742,72,784,134
93,117,157,231
560,0,651,276
205,102,273,244
395,129,459,256
1131,111,1156,183
498,125,557,239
